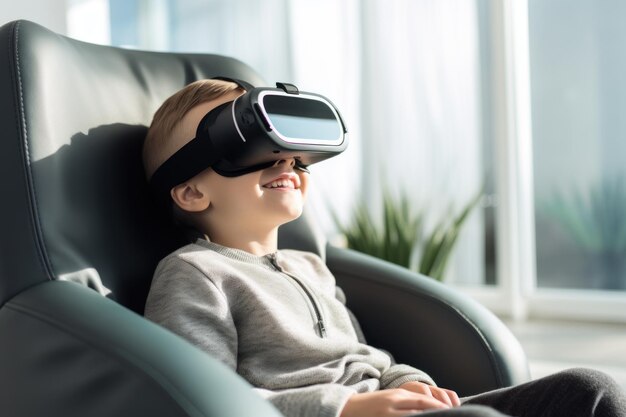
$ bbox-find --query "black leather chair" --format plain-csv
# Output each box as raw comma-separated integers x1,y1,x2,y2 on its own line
0,20,529,417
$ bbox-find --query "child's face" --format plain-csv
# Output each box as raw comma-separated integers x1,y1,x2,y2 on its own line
175,94,309,235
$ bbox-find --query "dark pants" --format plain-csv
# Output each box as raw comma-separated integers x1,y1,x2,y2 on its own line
420,368,626,417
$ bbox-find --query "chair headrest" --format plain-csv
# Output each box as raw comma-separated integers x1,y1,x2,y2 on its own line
0,20,325,312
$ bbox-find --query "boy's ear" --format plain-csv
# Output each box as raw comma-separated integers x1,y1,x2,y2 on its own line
170,182,211,212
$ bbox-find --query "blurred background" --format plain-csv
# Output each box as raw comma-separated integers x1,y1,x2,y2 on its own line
2,0,625,388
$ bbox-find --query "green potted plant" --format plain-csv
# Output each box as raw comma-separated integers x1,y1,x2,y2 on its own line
332,188,482,281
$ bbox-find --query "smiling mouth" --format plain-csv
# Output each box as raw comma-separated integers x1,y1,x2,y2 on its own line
262,172,301,190
263,178,297,190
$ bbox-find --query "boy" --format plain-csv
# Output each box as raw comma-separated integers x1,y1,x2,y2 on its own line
143,79,626,417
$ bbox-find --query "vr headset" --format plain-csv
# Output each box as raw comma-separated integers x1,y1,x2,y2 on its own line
150,78,348,200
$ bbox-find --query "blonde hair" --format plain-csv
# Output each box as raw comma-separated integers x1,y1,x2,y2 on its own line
142,79,243,180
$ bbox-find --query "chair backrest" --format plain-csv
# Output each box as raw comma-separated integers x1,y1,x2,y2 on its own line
0,19,324,313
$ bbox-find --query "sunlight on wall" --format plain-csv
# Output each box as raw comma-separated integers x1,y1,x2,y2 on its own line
66,0,110,45
0,0,66,34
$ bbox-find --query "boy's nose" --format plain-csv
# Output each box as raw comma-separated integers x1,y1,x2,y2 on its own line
272,158,296,168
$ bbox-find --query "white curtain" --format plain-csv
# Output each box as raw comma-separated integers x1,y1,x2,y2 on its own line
285,0,484,284
355,0,485,284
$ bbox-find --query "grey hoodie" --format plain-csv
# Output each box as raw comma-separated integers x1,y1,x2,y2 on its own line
145,239,435,417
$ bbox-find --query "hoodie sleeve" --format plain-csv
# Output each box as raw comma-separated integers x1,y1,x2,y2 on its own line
144,256,238,370
379,364,437,388
254,384,356,417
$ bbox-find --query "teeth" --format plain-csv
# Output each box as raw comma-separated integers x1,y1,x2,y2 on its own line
265,179,295,189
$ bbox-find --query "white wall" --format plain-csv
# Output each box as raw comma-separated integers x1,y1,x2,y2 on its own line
0,0,67,34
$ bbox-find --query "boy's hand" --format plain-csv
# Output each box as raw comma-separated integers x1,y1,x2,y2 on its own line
339,388,451,417
399,381,461,408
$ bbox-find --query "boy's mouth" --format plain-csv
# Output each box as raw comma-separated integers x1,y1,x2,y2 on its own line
262,173,300,190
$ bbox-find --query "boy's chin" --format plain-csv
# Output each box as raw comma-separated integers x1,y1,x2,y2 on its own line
277,207,304,225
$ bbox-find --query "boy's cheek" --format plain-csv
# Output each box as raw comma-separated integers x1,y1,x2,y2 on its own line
299,174,310,199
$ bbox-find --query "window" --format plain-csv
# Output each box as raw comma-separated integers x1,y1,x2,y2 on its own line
467,0,626,321
530,0,626,293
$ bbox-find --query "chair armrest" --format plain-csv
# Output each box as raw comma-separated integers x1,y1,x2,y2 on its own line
0,281,283,417
326,245,530,397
